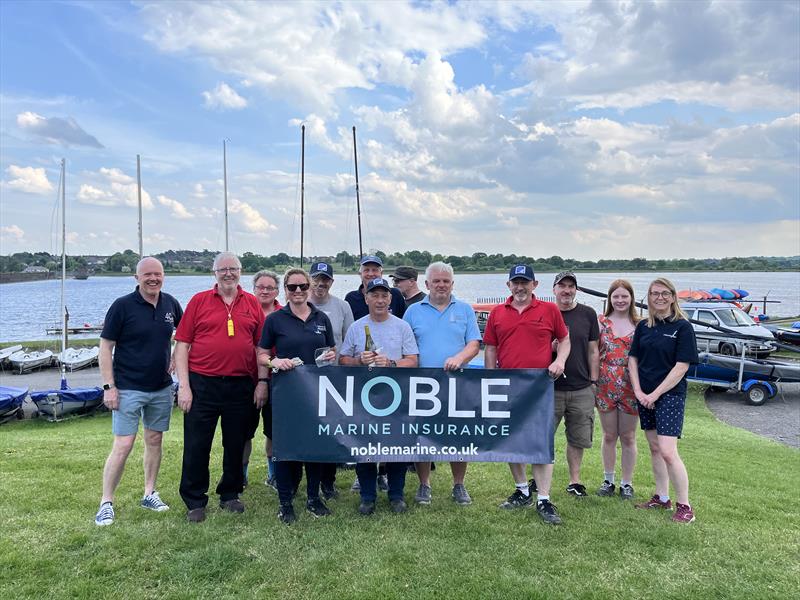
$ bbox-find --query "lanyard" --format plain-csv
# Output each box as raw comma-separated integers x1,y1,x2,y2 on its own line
222,294,238,337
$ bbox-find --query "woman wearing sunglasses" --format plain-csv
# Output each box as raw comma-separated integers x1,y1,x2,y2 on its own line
628,277,698,523
257,268,336,524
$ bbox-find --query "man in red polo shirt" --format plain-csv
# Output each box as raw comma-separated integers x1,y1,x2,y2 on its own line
174,252,269,523
484,264,571,524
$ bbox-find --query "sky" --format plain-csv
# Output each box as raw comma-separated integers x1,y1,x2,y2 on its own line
1,0,798,261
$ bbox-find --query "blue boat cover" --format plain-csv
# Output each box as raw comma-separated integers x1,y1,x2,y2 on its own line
733,289,749,298
30,386,103,404
0,385,28,411
710,288,735,299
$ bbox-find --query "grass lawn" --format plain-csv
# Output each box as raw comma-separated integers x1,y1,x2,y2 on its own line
1,384,797,599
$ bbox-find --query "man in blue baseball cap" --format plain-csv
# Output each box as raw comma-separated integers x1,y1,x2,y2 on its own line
345,255,406,320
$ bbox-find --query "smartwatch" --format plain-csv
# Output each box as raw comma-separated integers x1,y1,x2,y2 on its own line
103,383,115,390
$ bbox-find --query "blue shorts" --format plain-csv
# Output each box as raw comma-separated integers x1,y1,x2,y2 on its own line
638,393,685,438
112,385,173,436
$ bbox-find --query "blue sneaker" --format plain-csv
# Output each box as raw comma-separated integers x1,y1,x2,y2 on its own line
94,501,114,526
141,491,169,512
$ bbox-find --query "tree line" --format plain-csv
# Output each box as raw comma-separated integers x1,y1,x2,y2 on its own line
1,249,797,274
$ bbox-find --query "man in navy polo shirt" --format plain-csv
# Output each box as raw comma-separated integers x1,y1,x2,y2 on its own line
345,255,406,320
94,257,183,526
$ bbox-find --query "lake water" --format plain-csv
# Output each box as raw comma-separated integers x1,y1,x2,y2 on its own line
0,271,798,342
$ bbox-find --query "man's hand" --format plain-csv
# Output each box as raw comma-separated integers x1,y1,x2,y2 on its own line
360,350,377,365
254,381,268,408
103,387,120,411
371,353,391,367
547,359,565,379
635,389,658,409
177,386,193,413
443,356,462,371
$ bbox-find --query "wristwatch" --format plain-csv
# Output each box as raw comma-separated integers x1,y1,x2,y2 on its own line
389,360,397,368
102,383,115,390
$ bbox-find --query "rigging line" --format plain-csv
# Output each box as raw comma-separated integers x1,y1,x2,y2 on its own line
288,123,303,258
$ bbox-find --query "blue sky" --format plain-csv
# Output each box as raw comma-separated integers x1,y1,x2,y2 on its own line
1,0,798,260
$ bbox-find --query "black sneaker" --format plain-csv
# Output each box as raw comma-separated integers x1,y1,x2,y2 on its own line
358,501,375,515
321,483,339,501
619,484,635,500
536,499,562,524
306,497,332,518
528,478,538,493
390,499,407,513
597,480,616,497
278,503,296,524
499,489,533,509
566,483,588,497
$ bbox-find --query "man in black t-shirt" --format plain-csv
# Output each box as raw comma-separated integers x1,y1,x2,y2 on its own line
94,257,183,526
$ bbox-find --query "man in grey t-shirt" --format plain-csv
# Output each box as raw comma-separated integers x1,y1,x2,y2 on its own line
308,261,355,500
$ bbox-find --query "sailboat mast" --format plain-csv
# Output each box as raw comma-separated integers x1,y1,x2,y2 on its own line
60,158,67,382
137,154,143,257
300,125,305,268
223,139,229,251
352,126,363,259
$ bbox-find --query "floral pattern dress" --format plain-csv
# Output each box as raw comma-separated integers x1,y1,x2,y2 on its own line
596,315,638,414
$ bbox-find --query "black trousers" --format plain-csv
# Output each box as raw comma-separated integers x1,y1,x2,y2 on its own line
276,461,322,506
180,373,255,510
320,463,337,488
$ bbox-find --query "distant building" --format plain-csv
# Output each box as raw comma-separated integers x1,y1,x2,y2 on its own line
22,265,49,273
121,265,132,273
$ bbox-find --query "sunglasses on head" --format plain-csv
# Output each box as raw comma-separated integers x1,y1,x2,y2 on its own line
286,283,310,292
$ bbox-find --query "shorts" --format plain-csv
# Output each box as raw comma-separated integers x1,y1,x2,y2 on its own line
638,393,685,438
247,401,272,440
554,386,595,449
112,385,173,436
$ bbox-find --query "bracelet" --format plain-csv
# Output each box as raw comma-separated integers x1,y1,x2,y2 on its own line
258,378,269,383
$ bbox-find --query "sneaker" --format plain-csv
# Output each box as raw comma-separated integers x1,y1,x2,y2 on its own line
321,483,339,501
452,484,472,506
278,503,296,524
390,499,408,513
597,480,616,497
94,501,114,526
536,499,562,525
264,476,278,491
528,478,538,493
306,497,332,517
377,474,389,492
414,484,432,505
141,491,169,512
499,489,533,509
219,498,245,513
619,484,635,500
635,494,672,510
187,507,206,523
358,500,376,515
672,503,695,523
566,483,588,497
351,477,361,492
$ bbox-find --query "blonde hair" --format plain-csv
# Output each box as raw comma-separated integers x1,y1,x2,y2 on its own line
604,279,640,324
282,267,310,288
646,277,687,327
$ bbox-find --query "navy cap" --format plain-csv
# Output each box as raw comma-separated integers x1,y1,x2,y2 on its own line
366,277,392,292
389,265,418,281
553,270,577,286
508,264,535,281
360,255,383,267
310,262,334,278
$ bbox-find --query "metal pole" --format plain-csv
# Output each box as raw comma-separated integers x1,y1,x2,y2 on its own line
223,139,229,251
352,126,363,259
137,154,143,258
60,159,67,386
300,125,305,268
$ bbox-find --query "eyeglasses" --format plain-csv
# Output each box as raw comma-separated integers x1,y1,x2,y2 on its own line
286,283,310,292
649,291,673,298
254,285,277,292
215,267,241,274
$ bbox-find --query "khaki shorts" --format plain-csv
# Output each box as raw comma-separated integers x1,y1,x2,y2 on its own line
554,386,595,449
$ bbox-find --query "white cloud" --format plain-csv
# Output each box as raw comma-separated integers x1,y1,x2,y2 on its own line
1,224,25,241
157,194,193,219
228,199,276,234
16,111,103,147
201,82,248,110
76,168,154,209
4,165,54,194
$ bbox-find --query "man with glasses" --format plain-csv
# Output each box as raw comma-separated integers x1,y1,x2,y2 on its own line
483,265,570,524
550,271,600,499
174,252,269,523
308,261,354,500
390,266,425,307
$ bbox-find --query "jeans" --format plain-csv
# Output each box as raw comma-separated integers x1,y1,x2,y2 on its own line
356,462,407,502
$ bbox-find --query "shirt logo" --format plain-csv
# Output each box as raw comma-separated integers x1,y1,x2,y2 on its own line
164,312,175,325
316,325,327,334
663,331,677,339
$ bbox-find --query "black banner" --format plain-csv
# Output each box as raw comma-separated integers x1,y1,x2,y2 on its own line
272,365,554,464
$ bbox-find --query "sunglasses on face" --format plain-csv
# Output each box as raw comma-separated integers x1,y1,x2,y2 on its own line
286,283,310,292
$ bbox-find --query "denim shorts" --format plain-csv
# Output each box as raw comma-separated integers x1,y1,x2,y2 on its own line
638,393,685,438
112,385,173,436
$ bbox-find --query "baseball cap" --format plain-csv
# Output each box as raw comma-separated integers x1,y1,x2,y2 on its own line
508,264,534,281
310,262,334,278
553,270,577,286
366,277,392,292
360,255,383,267
389,266,418,281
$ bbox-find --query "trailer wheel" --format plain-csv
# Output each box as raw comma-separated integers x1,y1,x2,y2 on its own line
745,384,770,406
719,343,737,356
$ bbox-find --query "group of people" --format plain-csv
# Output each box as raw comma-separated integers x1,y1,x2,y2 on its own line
93,252,698,527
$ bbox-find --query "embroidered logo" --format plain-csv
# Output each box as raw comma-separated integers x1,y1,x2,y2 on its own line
514,265,526,275
316,325,327,334
663,331,677,339
164,312,175,325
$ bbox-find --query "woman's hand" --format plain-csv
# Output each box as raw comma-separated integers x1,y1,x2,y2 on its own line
272,357,297,371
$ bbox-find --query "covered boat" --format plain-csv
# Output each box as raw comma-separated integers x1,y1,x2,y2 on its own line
0,385,28,422
29,384,104,421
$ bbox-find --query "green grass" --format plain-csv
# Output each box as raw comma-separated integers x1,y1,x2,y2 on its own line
1,338,100,352
1,385,798,599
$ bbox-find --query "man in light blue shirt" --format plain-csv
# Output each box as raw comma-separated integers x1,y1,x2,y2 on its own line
403,262,481,506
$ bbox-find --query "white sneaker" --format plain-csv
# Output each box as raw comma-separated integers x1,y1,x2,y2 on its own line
94,501,115,526
141,491,169,512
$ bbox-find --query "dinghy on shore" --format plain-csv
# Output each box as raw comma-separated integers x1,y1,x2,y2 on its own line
57,346,99,371
0,385,28,422
8,350,54,374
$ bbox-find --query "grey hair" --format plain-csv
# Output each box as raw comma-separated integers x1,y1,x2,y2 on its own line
425,261,454,281
253,270,279,288
135,256,163,275
212,251,241,270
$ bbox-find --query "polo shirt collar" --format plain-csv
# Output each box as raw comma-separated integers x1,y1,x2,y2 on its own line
133,285,161,306
213,283,244,298
504,294,540,311
279,302,320,320
420,294,455,307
